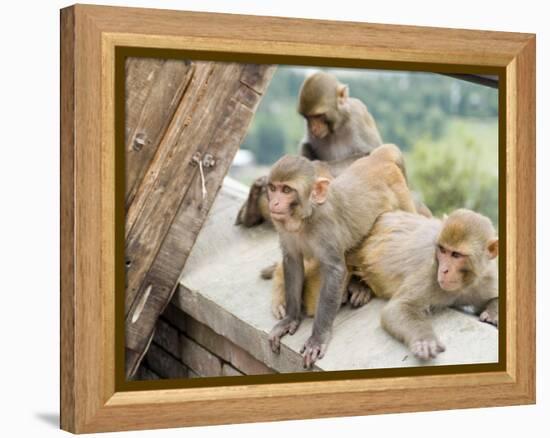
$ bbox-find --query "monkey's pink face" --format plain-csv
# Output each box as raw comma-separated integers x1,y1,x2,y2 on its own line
267,181,302,232
267,182,295,219
306,114,330,139
436,245,468,291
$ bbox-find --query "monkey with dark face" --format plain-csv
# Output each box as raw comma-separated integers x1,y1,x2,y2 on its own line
271,209,499,361
266,144,416,368
236,71,383,227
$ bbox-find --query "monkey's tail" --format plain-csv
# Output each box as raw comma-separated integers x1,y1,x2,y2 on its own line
260,263,277,280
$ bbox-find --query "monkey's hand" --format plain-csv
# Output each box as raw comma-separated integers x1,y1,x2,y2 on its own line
479,297,498,327
479,309,498,327
252,175,268,189
235,176,268,227
268,317,300,354
300,333,330,369
271,301,286,320
410,336,446,361
347,276,373,308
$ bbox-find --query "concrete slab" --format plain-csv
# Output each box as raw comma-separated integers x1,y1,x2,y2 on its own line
173,178,498,374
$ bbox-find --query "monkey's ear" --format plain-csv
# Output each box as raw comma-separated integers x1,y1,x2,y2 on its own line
337,84,349,105
311,177,331,205
487,238,499,259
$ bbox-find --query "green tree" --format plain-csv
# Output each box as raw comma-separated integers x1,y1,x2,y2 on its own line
407,120,498,225
256,120,286,164
238,67,499,226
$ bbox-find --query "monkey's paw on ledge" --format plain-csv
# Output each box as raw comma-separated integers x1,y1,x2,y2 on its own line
171,177,498,374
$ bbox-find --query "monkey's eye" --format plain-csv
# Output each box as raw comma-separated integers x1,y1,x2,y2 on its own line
282,185,292,194
451,251,463,259
268,183,276,192
438,245,446,254
310,114,327,123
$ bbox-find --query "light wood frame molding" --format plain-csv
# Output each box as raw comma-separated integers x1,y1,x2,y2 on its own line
60,4,536,433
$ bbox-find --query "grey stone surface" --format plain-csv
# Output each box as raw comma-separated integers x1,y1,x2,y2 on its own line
173,178,499,373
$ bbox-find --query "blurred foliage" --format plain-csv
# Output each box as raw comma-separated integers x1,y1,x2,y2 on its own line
241,67,306,164
239,66,499,224
406,119,499,225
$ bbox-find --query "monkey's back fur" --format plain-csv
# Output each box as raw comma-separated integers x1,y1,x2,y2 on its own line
295,144,417,258
347,212,441,299
272,210,498,317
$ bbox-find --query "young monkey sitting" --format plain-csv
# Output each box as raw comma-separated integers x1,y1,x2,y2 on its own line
266,144,417,368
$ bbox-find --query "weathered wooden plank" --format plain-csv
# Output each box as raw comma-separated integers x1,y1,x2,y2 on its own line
152,304,274,377
124,61,214,239
152,318,181,358
125,62,276,377
143,343,188,379
125,62,245,309
222,364,243,377
187,369,200,379
180,335,223,377
125,58,194,209
183,314,274,376
125,58,163,142
133,365,161,381
160,303,187,333
239,63,276,94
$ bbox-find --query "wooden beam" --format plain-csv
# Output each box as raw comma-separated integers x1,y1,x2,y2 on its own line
125,58,195,210
444,73,499,88
124,61,276,377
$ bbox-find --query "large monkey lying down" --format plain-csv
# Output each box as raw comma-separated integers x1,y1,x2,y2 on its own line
270,209,499,361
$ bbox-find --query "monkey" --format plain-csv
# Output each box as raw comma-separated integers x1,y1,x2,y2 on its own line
266,144,416,368
270,209,499,361
236,175,271,228
261,157,375,311
235,71,383,227
297,71,383,161
375,209,499,360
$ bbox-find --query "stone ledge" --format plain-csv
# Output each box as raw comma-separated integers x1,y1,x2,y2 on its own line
172,178,499,373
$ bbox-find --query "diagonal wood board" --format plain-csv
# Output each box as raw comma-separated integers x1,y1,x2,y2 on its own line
124,57,276,378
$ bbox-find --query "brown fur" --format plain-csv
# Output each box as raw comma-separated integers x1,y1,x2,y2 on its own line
298,72,341,115
271,259,350,319
298,72,382,159
267,144,416,368
438,209,496,256
236,71,383,228
272,209,499,361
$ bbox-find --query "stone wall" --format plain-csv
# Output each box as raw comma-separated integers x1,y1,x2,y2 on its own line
134,302,275,380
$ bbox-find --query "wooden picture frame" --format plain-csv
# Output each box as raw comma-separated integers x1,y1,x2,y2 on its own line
60,4,536,434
